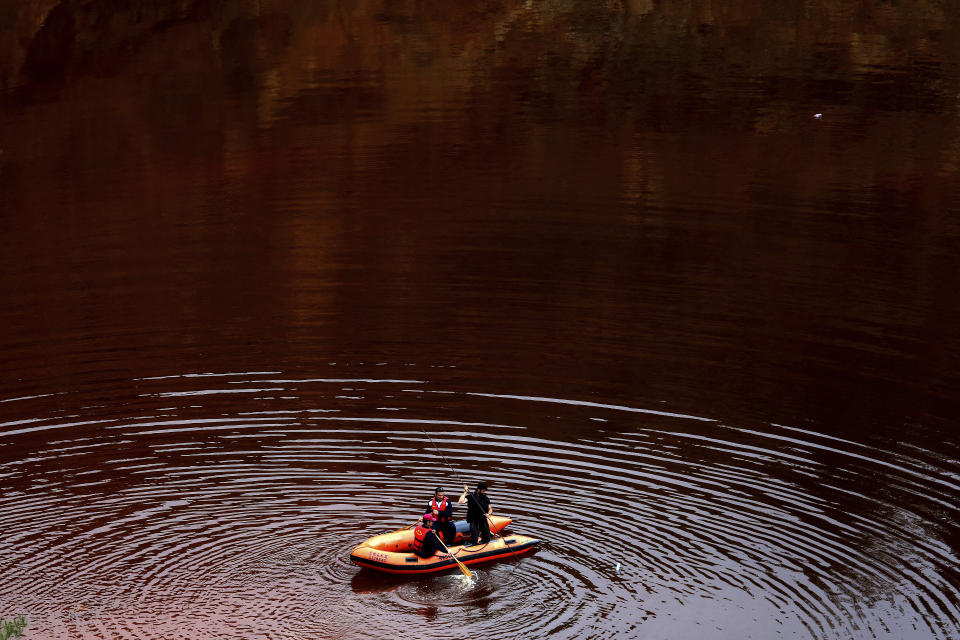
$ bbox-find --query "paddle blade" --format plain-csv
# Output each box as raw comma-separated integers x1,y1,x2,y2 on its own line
437,537,473,579
456,560,473,579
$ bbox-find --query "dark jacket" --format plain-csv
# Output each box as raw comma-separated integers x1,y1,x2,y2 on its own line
465,491,490,523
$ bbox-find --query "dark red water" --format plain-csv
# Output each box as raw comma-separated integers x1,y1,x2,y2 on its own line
1,1,959,638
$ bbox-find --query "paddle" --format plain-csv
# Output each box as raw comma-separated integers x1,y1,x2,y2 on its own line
394,519,472,577
434,532,473,579
392,519,422,533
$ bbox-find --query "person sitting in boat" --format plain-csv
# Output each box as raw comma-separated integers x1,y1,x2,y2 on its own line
458,481,493,545
412,513,444,559
425,486,456,545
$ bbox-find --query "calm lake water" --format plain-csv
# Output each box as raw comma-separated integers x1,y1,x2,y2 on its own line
1,1,959,638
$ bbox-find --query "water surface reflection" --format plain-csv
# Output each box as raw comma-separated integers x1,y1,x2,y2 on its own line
1,0,959,638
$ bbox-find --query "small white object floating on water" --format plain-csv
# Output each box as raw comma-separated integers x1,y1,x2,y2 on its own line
615,562,621,575
813,113,823,120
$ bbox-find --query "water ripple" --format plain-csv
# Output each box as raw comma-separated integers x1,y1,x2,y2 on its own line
0,371,957,639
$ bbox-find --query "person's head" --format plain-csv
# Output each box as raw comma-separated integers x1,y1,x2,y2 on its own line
434,487,444,500
476,481,488,493
422,513,436,527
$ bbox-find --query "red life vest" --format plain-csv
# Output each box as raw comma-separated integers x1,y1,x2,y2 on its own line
413,525,432,555
430,496,450,521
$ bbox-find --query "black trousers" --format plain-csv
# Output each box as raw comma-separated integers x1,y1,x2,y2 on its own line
436,520,456,545
468,518,491,545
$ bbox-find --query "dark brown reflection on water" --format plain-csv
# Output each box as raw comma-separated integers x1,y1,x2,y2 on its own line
1,1,959,639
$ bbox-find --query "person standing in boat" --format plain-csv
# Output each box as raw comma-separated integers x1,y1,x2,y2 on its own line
425,487,456,546
458,481,493,545
412,513,443,559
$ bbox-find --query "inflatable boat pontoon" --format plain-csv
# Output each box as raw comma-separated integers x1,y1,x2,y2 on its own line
350,516,540,574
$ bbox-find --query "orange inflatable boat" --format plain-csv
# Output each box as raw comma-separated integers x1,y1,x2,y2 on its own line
350,517,540,574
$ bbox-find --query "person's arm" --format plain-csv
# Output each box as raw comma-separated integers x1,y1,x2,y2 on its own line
457,486,468,505
430,530,443,555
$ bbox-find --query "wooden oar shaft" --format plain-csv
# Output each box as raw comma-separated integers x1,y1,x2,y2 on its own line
436,535,473,579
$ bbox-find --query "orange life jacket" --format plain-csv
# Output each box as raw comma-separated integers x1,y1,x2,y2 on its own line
413,525,432,555
430,496,450,522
